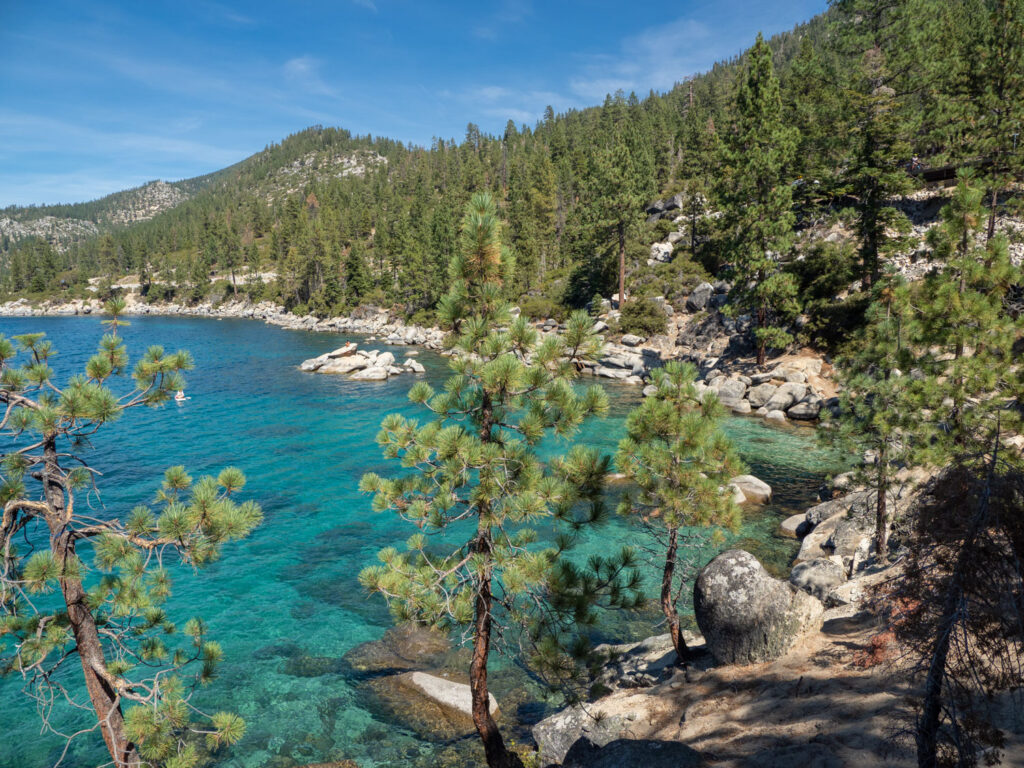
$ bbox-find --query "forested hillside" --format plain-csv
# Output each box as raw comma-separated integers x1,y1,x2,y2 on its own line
3,0,1021,352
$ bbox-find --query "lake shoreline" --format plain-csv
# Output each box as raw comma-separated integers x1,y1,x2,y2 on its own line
0,296,837,429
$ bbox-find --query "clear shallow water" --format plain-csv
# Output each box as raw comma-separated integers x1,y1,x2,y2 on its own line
0,316,842,767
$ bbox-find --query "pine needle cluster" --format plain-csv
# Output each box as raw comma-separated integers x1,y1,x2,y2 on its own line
0,314,259,768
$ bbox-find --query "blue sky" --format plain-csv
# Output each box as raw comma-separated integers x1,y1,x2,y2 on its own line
0,0,827,207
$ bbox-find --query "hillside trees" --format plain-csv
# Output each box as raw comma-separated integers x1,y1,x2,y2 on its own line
675,97,721,265
922,0,1024,240
359,194,640,768
831,0,917,290
587,95,654,309
0,312,261,767
720,33,801,366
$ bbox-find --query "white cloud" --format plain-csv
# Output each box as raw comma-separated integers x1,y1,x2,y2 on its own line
283,56,339,97
473,0,532,40
568,16,714,101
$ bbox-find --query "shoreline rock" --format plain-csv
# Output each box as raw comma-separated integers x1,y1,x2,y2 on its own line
1,297,837,416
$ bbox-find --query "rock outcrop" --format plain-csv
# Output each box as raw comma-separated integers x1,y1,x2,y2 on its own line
789,558,848,602
729,475,772,504
693,549,824,665
301,344,422,380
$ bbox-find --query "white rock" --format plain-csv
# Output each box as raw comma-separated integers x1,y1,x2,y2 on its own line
730,475,772,504
318,356,370,375
300,353,330,372
327,342,358,358
351,366,389,381
403,359,426,373
403,671,498,718
727,484,747,506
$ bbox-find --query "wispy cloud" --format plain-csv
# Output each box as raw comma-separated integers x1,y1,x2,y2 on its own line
283,55,339,97
200,2,257,27
443,83,569,130
473,0,532,40
350,0,378,11
569,17,714,101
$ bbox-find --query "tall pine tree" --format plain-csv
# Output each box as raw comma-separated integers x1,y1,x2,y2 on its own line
720,33,801,366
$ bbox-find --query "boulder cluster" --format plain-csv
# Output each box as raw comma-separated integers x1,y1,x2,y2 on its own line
780,469,927,606
299,342,425,380
688,357,838,425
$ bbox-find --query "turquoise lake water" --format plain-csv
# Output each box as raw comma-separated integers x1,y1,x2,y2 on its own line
0,316,842,767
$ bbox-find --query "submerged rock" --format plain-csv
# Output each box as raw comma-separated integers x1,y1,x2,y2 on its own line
282,655,345,677
693,549,824,665
365,673,477,741
403,671,497,718
344,622,450,672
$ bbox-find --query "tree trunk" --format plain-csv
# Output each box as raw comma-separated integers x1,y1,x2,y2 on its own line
756,304,767,367
987,187,998,243
470,397,524,768
617,221,626,310
875,460,889,561
662,528,690,664
470,539,523,768
43,439,139,768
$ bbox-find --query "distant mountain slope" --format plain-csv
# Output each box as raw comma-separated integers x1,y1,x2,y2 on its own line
0,180,193,250
0,132,388,252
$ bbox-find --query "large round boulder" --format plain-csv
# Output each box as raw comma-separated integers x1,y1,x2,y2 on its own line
693,549,824,665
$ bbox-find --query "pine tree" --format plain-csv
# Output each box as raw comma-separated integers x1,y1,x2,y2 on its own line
832,270,922,558
0,318,260,767
615,361,742,662
831,0,916,290
922,0,1024,240
676,102,720,263
588,97,648,309
720,33,801,366
359,193,639,768
343,244,372,305
917,170,1021,457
